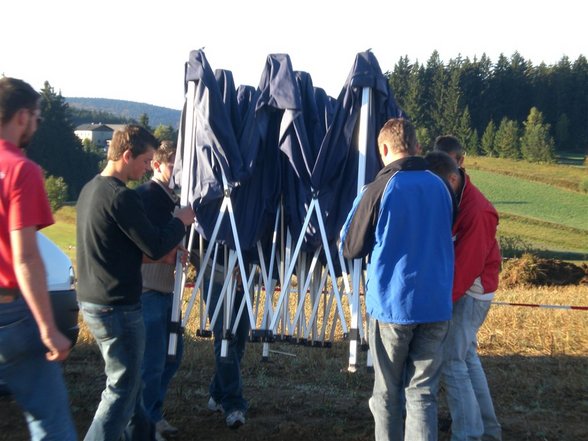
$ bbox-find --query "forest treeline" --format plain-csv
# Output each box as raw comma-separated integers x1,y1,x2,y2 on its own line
387,51,588,157
28,51,588,205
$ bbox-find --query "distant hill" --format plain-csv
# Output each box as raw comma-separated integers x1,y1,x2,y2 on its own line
65,97,181,129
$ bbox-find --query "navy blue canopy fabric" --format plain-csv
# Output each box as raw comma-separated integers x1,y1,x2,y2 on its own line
229,54,300,252
174,49,405,263
278,51,405,256
175,50,305,253
316,50,406,248
172,50,245,210
279,71,335,252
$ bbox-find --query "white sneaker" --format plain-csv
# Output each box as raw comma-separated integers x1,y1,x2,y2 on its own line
207,396,224,413
225,409,246,429
156,418,178,437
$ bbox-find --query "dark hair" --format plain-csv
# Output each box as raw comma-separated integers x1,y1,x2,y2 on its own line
0,77,40,125
433,135,464,161
377,118,417,155
107,125,158,161
154,140,176,163
425,150,460,181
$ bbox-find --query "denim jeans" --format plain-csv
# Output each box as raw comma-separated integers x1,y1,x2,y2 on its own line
369,316,449,441
0,299,77,441
442,295,501,441
205,279,249,414
141,290,184,423
80,301,154,441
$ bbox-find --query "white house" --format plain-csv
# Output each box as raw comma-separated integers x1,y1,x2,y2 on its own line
74,124,114,148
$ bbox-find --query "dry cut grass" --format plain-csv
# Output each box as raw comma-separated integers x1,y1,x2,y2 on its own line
2,284,587,441
480,285,588,357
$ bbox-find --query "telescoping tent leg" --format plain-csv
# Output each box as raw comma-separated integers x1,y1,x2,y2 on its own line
347,87,372,371
168,80,197,360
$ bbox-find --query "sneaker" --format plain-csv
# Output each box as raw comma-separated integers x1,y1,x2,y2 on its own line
155,432,167,441
225,409,245,429
207,396,224,413
156,418,178,437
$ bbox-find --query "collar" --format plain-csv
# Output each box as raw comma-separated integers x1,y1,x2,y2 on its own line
0,140,24,156
376,156,428,179
152,178,179,204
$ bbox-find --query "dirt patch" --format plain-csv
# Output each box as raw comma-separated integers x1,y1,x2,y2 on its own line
500,254,587,288
1,339,587,441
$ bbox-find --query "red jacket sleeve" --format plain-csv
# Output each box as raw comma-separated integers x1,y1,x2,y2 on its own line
452,202,498,302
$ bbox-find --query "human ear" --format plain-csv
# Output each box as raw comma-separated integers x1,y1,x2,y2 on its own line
122,149,133,163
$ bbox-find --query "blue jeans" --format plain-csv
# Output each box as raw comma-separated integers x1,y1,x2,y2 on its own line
369,316,449,441
442,296,501,441
205,279,249,414
0,299,77,441
141,290,184,423
80,301,154,441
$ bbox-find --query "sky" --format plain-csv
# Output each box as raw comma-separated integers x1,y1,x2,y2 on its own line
2,0,585,110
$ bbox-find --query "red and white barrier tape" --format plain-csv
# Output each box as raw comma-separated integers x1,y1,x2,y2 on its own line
183,284,588,311
492,301,588,311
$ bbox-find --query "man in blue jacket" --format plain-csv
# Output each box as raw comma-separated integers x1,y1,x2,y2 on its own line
341,118,455,441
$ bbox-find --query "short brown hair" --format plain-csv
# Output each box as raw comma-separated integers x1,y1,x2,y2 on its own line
377,118,417,155
425,151,460,181
107,125,158,161
433,135,464,162
0,77,40,125
154,140,176,164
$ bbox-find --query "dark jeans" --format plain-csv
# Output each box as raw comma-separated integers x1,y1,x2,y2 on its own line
206,280,250,414
141,290,184,423
0,299,77,441
80,301,154,441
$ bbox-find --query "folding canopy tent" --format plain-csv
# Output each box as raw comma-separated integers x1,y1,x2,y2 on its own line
170,50,307,357
169,48,405,369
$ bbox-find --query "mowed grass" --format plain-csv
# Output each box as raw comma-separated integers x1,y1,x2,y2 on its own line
467,168,588,260
467,155,587,192
467,169,588,231
43,206,77,261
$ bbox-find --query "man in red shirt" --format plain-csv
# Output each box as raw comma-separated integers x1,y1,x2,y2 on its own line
432,135,502,441
0,77,77,440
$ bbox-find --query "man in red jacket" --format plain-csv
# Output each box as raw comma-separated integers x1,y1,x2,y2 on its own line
431,136,502,441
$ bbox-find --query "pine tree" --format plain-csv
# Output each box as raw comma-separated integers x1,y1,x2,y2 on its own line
27,82,101,199
154,124,177,143
521,107,555,162
481,120,496,157
555,113,570,151
494,117,520,159
456,107,478,155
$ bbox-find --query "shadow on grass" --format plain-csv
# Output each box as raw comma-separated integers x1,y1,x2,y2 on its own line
1,340,587,441
532,249,588,261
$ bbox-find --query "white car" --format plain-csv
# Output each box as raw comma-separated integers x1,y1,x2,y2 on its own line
0,232,78,395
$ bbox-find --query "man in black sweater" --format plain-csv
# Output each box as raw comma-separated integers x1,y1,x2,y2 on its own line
76,125,194,441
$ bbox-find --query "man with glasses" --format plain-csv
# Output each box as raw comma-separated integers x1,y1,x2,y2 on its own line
0,76,77,440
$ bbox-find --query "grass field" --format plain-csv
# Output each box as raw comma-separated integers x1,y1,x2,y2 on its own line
466,157,588,261
466,156,587,192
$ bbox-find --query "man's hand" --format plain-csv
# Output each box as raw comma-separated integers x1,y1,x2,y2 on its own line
175,206,195,226
40,328,72,362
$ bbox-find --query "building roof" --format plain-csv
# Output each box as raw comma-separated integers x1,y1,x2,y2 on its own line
75,123,114,132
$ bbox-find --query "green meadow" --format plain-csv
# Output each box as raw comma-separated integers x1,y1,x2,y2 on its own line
468,162,588,261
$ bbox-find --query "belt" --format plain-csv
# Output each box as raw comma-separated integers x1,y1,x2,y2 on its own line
0,287,21,303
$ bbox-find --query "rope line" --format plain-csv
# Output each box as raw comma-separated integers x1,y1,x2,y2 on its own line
492,301,588,311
